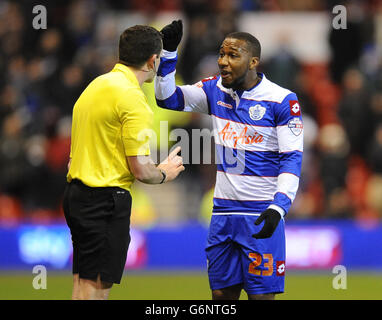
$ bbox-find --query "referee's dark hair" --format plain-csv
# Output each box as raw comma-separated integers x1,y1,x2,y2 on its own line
119,25,163,68
226,32,261,59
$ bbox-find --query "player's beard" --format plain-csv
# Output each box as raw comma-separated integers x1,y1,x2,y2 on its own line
221,68,248,91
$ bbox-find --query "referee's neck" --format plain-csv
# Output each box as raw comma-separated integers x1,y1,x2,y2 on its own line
118,60,149,86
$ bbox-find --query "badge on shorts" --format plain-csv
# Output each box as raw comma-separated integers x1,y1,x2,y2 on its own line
249,104,266,121
288,117,303,136
276,261,285,276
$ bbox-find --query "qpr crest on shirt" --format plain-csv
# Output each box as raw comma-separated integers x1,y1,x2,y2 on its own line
249,104,266,121
288,117,303,136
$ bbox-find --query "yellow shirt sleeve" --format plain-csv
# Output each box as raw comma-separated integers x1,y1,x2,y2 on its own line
118,89,154,157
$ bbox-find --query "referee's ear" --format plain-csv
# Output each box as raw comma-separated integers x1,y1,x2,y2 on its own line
147,54,158,71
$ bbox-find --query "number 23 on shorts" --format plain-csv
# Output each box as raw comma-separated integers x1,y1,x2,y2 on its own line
248,252,274,276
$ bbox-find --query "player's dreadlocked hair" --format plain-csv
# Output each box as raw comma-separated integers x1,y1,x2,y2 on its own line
225,32,261,59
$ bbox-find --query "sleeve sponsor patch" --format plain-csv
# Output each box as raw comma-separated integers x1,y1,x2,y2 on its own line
289,100,301,116
288,117,303,136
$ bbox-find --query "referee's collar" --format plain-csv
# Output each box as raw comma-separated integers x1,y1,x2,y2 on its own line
112,63,140,87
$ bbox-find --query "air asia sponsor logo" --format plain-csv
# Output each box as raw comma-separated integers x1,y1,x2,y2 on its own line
217,101,233,109
219,122,264,148
288,117,303,136
249,104,266,121
276,261,286,276
289,100,301,116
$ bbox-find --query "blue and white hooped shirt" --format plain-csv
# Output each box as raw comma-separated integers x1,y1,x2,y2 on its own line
155,50,303,218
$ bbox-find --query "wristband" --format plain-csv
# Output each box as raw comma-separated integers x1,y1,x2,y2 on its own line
159,169,166,184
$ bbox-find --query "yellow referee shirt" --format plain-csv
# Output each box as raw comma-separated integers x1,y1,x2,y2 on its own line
67,63,153,191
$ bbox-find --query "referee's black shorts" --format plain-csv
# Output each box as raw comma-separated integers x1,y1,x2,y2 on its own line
63,179,132,284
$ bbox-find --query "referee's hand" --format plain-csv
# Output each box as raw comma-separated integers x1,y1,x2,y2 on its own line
158,146,185,182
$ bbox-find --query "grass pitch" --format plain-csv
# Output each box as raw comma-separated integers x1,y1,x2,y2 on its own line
0,270,381,300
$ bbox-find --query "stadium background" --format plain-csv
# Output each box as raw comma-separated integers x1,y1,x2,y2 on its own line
0,0,382,299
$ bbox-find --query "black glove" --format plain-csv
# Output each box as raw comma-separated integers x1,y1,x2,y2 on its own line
252,209,281,239
160,20,183,52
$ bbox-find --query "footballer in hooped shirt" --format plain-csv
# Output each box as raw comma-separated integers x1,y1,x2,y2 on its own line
155,20,303,300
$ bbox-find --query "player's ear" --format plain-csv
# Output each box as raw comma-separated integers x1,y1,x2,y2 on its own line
249,57,259,70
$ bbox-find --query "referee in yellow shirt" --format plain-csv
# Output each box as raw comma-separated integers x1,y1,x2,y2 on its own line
63,25,184,300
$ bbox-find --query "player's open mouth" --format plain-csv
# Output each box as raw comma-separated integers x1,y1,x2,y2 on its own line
220,71,231,79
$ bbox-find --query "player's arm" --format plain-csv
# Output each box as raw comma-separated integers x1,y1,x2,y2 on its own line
271,93,303,215
253,93,303,239
155,20,209,114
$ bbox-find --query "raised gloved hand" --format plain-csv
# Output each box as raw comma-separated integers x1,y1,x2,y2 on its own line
160,20,183,52
252,209,281,239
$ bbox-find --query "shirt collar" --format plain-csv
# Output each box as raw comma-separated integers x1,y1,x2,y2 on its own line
236,72,265,96
112,63,140,87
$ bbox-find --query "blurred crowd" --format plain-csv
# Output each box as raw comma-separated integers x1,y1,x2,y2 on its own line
1,0,382,225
